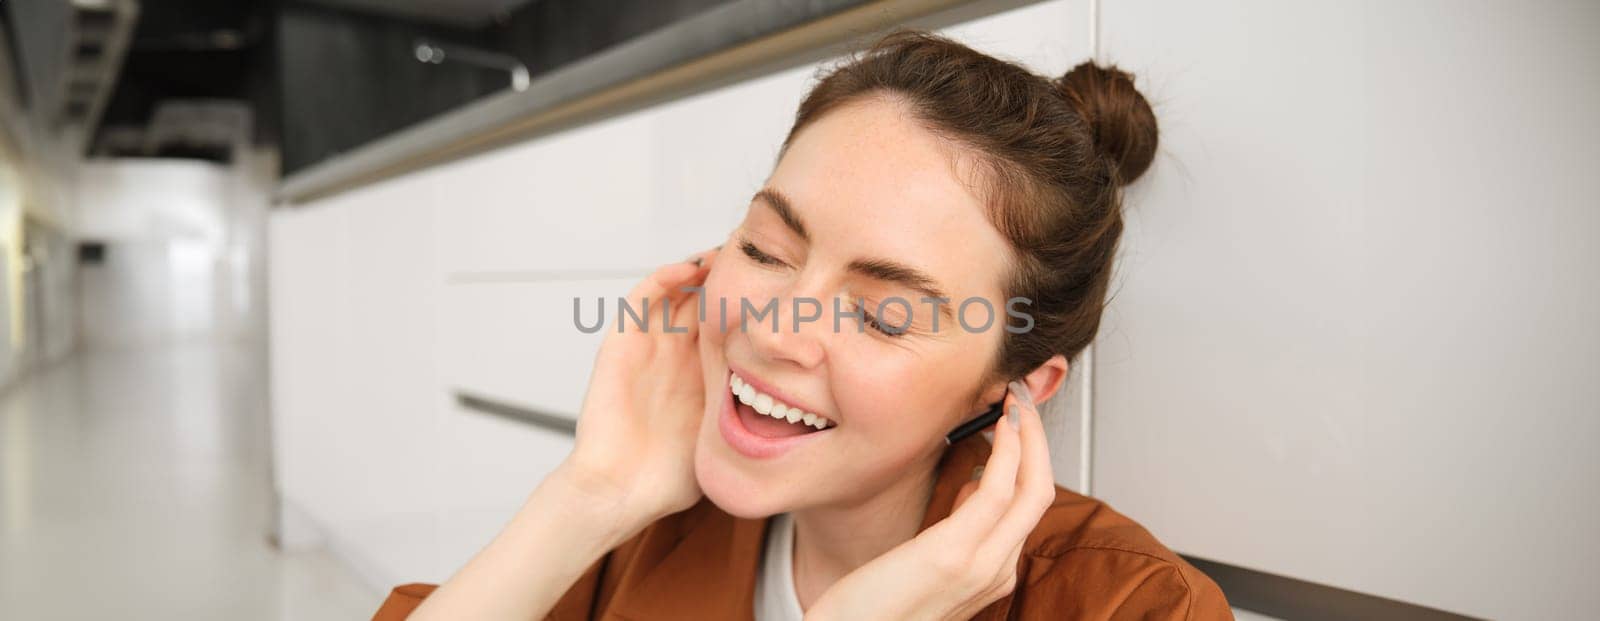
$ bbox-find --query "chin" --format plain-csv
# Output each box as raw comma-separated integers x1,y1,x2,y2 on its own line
691,367,821,519
692,433,790,519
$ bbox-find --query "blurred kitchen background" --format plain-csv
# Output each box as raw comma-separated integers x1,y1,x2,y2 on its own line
0,0,1596,619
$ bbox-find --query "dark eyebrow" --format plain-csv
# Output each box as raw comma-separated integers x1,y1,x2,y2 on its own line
847,258,953,316
752,188,809,242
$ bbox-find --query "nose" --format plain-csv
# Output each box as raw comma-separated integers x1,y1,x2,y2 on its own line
743,282,828,371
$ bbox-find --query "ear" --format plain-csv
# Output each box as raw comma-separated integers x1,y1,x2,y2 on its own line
1019,354,1070,406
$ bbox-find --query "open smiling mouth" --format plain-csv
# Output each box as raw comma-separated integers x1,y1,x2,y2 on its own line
729,371,835,438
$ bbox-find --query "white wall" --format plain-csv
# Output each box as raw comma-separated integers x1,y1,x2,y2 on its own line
0,163,22,388
75,160,231,242
0,146,78,391
0,52,89,389
268,1,1600,618
74,158,271,348
1091,1,1600,618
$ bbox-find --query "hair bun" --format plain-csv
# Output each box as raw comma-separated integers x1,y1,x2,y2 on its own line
1056,62,1159,186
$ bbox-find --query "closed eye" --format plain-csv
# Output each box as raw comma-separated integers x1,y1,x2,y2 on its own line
739,238,787,268
855,299,910,338
739,237,909,338
861,307,907,338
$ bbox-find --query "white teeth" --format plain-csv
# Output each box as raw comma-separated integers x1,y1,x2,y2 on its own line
729,372,833,430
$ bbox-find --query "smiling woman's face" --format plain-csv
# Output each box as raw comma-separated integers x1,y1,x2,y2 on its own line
693,96,1018,518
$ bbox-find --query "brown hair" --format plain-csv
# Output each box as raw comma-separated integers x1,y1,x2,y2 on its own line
779,29,1159,382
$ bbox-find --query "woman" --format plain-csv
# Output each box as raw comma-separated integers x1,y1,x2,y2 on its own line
375,30,1231,620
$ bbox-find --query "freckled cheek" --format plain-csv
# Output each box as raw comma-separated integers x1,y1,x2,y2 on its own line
830,366,917,437
834,359,964,444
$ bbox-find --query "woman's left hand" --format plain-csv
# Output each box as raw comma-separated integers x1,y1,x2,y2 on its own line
804,380,1056,621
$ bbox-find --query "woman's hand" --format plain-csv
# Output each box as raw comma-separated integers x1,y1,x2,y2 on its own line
804,380,1056,621
556,247,721,528
412,248,722,621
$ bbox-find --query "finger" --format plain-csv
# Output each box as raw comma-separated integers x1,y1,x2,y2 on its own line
668,283,704,335
1005,381,1052,498
619,261,707,333
670,250,716,300
983,382,1056,556
951,478,980,513
626,261,700,309
691,244,722,268
678,243,723,329
941,396,1023,538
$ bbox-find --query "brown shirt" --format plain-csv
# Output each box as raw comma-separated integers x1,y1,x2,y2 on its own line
373,438,1233,620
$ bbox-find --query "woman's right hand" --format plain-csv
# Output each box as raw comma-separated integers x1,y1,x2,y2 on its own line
410,249,720,621
554,247,720,529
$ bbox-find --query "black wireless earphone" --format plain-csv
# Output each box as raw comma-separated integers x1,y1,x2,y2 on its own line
944,399,1007,445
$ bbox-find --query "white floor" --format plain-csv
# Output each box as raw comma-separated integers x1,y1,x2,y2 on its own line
0,344,381,620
